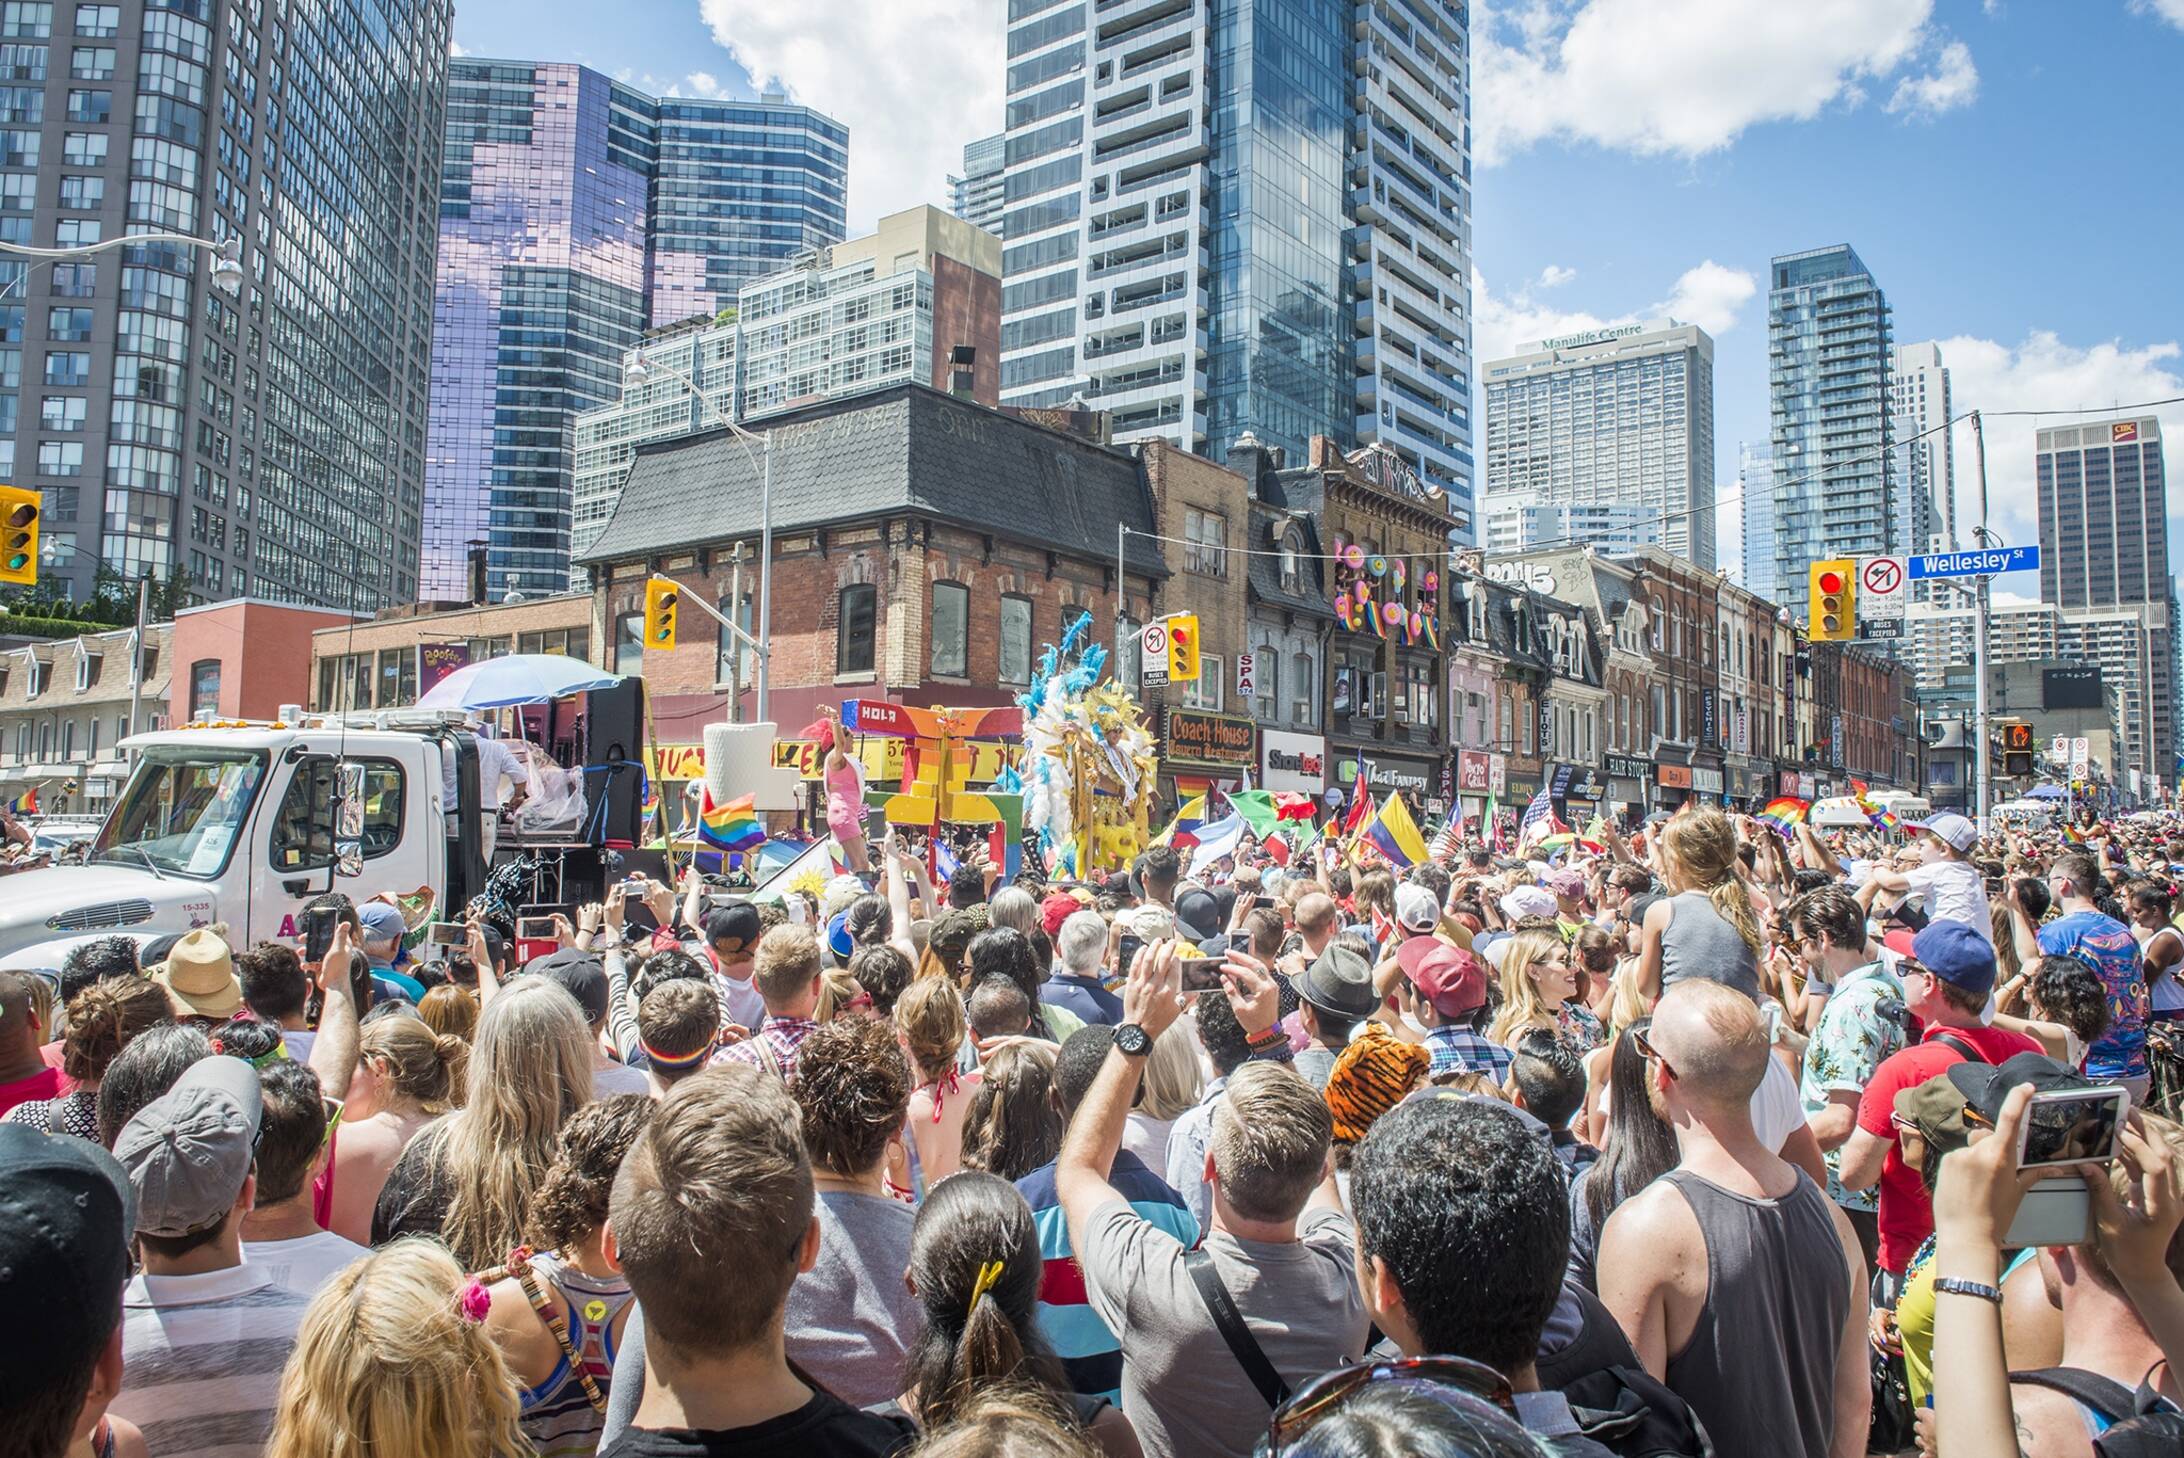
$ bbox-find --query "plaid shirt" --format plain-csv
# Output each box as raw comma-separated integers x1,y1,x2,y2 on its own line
711,1014,817,1081
1424,1024,1514,1081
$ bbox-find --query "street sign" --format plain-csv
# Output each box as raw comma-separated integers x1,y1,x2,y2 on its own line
1908,545,2041,580
1139,620,1169,688
1858,556,1906,638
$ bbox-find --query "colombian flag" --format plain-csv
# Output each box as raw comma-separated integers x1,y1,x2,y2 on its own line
697,790,765,852
1365,792,1429,868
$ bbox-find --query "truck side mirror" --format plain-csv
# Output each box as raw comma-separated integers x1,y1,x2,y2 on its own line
334,762,365,879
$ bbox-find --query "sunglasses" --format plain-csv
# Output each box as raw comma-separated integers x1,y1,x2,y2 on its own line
1631,1027,1678,1081
1268,1356,1515,1454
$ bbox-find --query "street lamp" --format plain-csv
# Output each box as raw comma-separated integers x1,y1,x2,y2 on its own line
0,231,242,303
623,350,776,720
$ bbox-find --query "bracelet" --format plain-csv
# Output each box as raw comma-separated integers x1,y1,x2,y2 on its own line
1932,1277,2003,1305
1244,1027,1289,1051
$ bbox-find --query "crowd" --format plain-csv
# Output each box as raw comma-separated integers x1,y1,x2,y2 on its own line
5,795,2184,1458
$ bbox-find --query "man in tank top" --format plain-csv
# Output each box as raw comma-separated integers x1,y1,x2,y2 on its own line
1597,980,1871,1458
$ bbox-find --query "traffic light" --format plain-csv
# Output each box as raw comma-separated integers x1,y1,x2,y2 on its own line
1807,559,1855,641
0,484,38,587
1166,613,1200,683
643,577,679,652
2002,722,2035,778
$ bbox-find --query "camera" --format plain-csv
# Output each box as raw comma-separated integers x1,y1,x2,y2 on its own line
1873,995,1918,1038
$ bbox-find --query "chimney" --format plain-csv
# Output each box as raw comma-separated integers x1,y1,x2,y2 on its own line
948,344,976,399
1224,429,1269,487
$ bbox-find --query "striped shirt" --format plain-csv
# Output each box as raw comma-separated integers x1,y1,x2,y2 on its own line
1424,1025,1514,1081
710,1014,817,1080
1017,1151,1198,1404
112,1262,311,1458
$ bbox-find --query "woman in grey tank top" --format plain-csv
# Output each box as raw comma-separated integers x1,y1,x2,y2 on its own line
1640,810,1762,1002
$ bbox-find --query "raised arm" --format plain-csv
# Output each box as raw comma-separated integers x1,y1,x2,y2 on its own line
1057,942,1184,1258
307,922,362,1101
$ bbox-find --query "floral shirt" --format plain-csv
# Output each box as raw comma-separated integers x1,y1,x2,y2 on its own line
1799,960,1907,1213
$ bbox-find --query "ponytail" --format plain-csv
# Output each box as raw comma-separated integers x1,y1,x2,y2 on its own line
930,1279,1032,1428
360,1018,468,1113
1709,879,1764,955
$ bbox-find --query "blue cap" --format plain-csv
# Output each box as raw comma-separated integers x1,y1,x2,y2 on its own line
1910,919,1997,996
826,909,855,964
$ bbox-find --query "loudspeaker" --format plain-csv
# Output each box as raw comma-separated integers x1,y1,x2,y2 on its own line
587,676,645,846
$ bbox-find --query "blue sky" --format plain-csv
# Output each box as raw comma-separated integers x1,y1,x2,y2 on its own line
452,0,2184,594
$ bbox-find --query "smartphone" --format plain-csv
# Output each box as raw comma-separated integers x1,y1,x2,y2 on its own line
2005,1179,2091,1248
2018,1086,2128,1170
302,906,337,963
1178,950,1227,994
620,878,650,903
515,916,557,940
1116,933,1144,975
426,921,468,947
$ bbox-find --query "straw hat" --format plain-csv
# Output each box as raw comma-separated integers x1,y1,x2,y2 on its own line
153,927,242,1019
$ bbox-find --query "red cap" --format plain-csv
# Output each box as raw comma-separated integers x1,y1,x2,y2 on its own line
1405,942,1488,1018
1883,928,1917,961
1041,892,1081,940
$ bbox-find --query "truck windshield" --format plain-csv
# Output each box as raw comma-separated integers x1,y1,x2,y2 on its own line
92,747,267,879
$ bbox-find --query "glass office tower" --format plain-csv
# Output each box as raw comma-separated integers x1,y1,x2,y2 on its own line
429,60,846,600
0,0,451,611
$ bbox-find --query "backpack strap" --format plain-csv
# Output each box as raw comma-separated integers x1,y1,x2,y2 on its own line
2010,1366,2138,1425
1932,1031,1988,1065
489,1246,610,1415
1184,1248,1292,1409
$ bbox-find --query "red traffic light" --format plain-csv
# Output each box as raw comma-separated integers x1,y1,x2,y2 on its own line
1816,570,1844,596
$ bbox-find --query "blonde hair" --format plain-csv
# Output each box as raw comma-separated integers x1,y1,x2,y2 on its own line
1137,1020,1204,1121
815,965,865,1022
359,1016,468,1114
1604,957,1649,1038
895,974,966,1080
266,1240,526,1458
1659,810,1763,954
1208,1062,1331,1223
433,979,593,1270
416,983,479,1044
1487,930,1571,1047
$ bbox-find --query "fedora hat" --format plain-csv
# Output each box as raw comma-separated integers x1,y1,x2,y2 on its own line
154,926,242,1019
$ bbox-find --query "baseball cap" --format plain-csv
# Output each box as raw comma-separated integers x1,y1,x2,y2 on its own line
1910,813,1978,854
1894,1074,1972,1154
1291,941,1380,1022
356,901,408,946
1127,904,1176,941
1394,883,1441,935
1948,1051,2091,1125
114,1055,263,1238
704,899,762,950
826,910,856,965
528,947,609,1025
1407,943,1488,1019
1174,888,1223,943
1040,892,1080,940
1909,920,1998,997
1542,868,1581,899
1500,886,1557,923
0,1124,135,1383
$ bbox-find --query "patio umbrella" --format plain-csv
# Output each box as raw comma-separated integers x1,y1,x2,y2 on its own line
414,654,623,710
2025,784,2067,802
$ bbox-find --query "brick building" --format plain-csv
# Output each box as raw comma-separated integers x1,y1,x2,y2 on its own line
174,601,363,722
1138,440,1258,801
310,594,595,713
576,384,1163,741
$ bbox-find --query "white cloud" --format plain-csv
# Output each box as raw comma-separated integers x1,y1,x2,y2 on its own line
1886,38,1978,116
1537,264,1579,289
1473,0,1968,165
448,39,467,57
1472,259,1758,360
1935,330,2184,556
2131,0,2184,31
697,0,1003,230
681,72,729,98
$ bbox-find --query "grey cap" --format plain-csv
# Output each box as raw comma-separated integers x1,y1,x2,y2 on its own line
114,1055,263,1238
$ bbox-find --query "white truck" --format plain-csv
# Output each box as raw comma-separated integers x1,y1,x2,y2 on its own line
0,710,507,969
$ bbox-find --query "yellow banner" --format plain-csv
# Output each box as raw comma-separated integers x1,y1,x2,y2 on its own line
650,738,1014,784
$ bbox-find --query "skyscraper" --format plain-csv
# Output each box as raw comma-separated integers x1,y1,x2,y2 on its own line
0,0,452,611
1767,244,1895,620
1481,321,1716,567
995,0,1475,529
1891,341,1955,559
429,61,847,599
948,133,1004,235
1738,442,1775,599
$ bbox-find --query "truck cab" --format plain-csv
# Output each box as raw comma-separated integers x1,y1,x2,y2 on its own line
0,711,491,968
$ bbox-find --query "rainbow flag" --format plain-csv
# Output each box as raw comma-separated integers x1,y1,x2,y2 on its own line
1756,796,1808,839
2062,822,2090,845
697,790,764,852
1365,791,1429,868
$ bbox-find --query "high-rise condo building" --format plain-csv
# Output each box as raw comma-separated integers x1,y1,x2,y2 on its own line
430,60,847,599
1737,441,1775,599
1891,341,1954,558
996,0,1476,532
949,132,1004,235
570,205,1000,569
1481,321,1715,567
1767,244,1895,620
0,0,451,610
2039,416,2168,610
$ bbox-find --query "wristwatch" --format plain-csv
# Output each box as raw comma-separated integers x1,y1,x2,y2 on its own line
1113,1023,1153,1057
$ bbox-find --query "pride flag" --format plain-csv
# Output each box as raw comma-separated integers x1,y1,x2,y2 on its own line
697,790,765,852
1365,791,1429,868
1756,796,1809,839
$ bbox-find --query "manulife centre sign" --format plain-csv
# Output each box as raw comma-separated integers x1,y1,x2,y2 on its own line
1536,323,1647,351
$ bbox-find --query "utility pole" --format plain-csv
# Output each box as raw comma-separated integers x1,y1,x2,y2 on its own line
1971,410,1993,834
726,543,744,724
124,573,149,759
